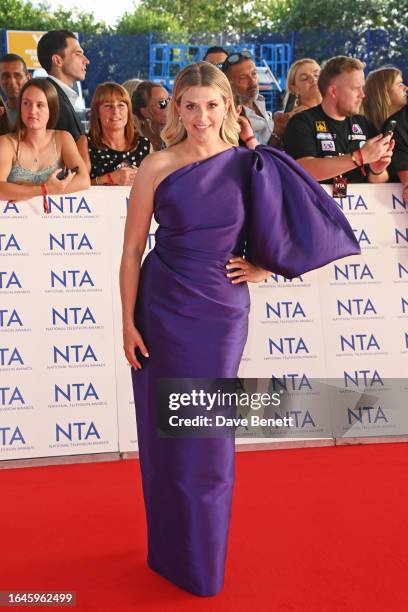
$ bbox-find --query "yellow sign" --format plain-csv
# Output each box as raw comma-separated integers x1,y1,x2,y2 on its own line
315,121,328,133
6,31,47,70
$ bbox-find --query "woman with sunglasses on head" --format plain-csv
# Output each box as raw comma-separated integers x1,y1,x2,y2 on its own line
77,82,151,186
120,61,360,598
132,81,170,151
0,78,89,203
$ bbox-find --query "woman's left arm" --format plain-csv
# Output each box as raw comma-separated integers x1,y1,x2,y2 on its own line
226,256,271,284
59,131,91,192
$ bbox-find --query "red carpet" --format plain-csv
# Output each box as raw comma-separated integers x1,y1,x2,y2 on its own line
0,443,407,611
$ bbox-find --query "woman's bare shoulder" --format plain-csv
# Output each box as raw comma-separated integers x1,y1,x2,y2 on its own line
54,129,75,145
0,133,17,149
137,148,181,185
139,148,177,171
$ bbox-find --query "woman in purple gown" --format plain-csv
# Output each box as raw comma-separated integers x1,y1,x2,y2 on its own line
119,62,360,597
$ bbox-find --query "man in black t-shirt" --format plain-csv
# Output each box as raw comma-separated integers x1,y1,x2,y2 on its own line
386,106,408,200
284,56,393,185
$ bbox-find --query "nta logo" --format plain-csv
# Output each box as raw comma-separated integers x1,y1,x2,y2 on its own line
266,301,306,319
269,337,309,355
56,421,100,441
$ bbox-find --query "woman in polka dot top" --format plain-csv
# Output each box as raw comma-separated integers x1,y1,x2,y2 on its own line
77,82,152,185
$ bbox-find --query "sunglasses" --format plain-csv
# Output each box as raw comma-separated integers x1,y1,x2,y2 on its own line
156,98,170,109
222,50,252,69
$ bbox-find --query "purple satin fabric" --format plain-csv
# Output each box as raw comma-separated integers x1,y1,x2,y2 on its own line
131,145,360,596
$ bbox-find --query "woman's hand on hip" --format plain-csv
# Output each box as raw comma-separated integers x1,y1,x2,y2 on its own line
226,257,270,284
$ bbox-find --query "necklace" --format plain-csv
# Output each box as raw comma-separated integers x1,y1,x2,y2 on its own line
25,142,40,164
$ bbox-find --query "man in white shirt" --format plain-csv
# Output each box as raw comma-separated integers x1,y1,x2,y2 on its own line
222,51,274,145
37,30,89,141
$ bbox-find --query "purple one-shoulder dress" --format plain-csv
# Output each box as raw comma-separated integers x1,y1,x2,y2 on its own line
130,146,360,596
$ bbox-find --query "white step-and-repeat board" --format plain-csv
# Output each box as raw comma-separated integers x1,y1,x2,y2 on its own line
1,185,407,460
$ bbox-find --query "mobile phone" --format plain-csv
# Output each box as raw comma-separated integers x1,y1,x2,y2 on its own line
56,167,68,180
56,166,79,180
383,119,397,137
284,93,297,113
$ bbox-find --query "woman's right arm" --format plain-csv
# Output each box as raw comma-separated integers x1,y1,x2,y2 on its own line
119,153,158,369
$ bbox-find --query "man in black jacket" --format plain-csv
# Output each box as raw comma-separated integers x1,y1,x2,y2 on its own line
37,30,89,141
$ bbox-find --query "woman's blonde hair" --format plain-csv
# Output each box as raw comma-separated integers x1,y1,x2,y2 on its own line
162,61,240,147
121,78,142,101
283,58,320,108
363,66,402,132
287,58,319,93
89,82,138,150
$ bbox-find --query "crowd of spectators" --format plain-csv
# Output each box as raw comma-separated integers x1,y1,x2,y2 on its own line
0,30,407,203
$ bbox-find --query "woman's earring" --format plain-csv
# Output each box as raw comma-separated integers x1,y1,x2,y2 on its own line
178,115,182,122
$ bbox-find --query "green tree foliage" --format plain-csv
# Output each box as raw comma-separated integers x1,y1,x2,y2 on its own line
43,6,108,34
0,0,405,37
117,0,406,34
253,0,406,32
0,0,108,33
116,5,183,34
117,0,260,34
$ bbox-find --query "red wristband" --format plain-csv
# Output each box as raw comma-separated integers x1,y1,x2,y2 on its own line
107,172,114,185
244,135,256,144
40,183,49,214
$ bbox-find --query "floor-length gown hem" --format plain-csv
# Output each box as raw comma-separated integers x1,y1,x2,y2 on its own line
131,145,360,597
147,559,224,597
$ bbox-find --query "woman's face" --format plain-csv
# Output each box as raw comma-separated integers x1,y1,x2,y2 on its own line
177,85,229,144
389,73,407,111
292,61,321,103
21,87,49,130
98,95,128,132
147,87,170,126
